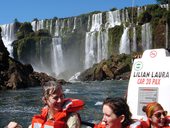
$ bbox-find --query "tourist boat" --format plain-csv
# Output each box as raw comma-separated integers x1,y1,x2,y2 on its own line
127,48,170,120
82,48,170,127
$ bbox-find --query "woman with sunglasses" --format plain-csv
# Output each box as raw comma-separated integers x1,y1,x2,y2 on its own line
142,102,169,128
94,97,143,128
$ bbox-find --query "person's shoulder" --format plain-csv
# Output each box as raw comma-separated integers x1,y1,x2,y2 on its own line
68,112,79,119
67,112,81,128
128,119,143,128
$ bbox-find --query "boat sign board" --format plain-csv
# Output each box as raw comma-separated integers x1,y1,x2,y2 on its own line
127,48,170,119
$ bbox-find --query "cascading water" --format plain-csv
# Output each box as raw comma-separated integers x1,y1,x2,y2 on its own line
0,5,166,80
0,23,16,56
31,20,44,32
32,39,50,73
142,23,152,50
54,19,60,36
85,32,97,69
85,13,103,69
132,27,137,52
121,9,129,23
39,39,44,66
87,15,91,31
97,31,108,63
105,10,121,29
31,20,65,76
85,30,108,69
51,37,64,76
90,13,102,32
72,17,77,32
119,27,130,54
85,9,126,69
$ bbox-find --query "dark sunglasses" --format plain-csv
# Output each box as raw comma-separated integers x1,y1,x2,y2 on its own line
153,111,167,118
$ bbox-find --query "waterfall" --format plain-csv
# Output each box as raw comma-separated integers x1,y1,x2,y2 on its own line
90,13,102,32
85,13,104,69
61,19,65,35
84,9,130,69
0,5,163,80
0,23,16,56
51,37,64,76
105,10,121,29
121,9,129,23
49,20,53,34
119,27,130,54
31,19,54,33
31,19,66,76
132,27,137,52
32,39,49,74
54,19,60,36
84,13,102,69
72,17,77,32
97,31,108,62
87,15,91,31
85,32,97,69
39,39,44,66
31,20,44,32
142,23,152,50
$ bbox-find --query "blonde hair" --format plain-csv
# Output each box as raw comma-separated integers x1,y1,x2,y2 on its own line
42,81,62,99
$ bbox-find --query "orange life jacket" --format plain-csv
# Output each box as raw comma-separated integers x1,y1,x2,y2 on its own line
140,117,150,128
94,119,142,128
31,98,84,128
127,120,143,128
93,122,106,128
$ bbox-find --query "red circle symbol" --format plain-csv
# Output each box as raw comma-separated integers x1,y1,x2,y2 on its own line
150,50,157,58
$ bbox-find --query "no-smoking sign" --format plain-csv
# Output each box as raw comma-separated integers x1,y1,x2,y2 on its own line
150,50,157,58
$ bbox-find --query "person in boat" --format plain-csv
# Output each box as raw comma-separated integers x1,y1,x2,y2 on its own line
141,102,170,128
6,80,84,128
94,97,142,128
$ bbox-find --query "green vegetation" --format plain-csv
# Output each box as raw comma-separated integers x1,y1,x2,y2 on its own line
108,25,124,55
156,0,168,4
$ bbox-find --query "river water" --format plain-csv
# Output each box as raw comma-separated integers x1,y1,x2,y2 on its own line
0,80,128,128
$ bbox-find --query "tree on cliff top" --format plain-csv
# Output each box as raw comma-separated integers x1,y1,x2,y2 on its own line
156,0,168,4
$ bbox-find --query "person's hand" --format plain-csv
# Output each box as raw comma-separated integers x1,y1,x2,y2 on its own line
6,122,22,128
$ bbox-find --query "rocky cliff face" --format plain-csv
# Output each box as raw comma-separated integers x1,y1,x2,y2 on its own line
78,53,132,81
0,27,66,90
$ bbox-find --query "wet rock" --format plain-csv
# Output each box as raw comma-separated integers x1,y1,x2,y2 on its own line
0,27,66,90
78,54,132,81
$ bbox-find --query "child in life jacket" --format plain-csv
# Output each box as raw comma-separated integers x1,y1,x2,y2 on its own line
30,80,84,128
94,97,143,128
141,102,170,128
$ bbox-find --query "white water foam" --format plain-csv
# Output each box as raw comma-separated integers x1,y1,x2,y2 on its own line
94,101,103,106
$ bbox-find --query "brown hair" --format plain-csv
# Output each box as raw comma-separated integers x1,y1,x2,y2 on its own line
42,81,62,99
103,97,133,128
